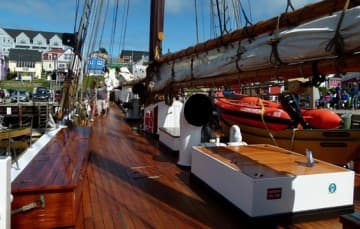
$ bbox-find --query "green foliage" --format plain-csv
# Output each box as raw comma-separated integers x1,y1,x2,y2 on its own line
83,75,104,89
318,87,327,95
0,79,50,92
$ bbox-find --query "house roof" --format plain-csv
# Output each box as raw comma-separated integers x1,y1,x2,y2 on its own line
120,50,149,62
43,48,65,55
8,49,42,62
42,48,65,60
3,28,63,42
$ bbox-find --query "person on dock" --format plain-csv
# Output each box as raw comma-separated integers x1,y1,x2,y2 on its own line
351,82,359,109
335,83,342,109
88,80,97,122
96,80,108,117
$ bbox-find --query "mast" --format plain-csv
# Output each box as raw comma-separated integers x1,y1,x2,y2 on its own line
56,0,94,121
149,0,165,63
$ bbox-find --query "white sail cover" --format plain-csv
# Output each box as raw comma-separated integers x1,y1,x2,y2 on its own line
154,6,360,91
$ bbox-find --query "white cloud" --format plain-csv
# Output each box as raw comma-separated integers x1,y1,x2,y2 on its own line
165,0,192,14
244,0,319,24
0,0,75,31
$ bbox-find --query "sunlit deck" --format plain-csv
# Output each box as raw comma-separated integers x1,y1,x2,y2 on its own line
67,103,359,228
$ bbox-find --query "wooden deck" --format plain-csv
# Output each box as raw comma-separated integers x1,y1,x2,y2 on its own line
70,103,360,229
11,127,91,228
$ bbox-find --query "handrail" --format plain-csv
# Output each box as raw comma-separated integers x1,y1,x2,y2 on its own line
0,156,11,229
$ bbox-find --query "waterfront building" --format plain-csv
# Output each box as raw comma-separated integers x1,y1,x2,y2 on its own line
0,27,68,56
56,48,75,73
119,50,148,79
8,49,42,79
0,52,8,80
119,50,148,64
42,48,65,73
86,52,107,75
0,28,67,56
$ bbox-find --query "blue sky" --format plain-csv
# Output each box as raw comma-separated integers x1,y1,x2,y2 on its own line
0,0,318,57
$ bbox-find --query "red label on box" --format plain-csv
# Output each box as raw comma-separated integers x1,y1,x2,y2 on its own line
267,188,282,200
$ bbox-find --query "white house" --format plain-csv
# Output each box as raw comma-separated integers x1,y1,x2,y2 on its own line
0,28,14,56
0,27,68,56
0,52,8,80
42,48,65,73
8,49,42,79
56,48,75,73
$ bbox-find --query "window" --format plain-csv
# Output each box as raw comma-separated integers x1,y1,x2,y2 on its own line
65,54,72,60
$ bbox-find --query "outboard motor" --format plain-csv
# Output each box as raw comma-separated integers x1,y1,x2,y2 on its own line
279,93,310,129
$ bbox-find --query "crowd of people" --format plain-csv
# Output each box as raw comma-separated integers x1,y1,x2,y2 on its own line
317,82,360,109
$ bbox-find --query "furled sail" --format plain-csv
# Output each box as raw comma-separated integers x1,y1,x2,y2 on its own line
152,5,360,91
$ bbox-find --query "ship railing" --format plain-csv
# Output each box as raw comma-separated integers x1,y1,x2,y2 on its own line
0,156,11,229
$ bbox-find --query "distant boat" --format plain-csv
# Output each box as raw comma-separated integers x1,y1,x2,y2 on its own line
215,91,360,165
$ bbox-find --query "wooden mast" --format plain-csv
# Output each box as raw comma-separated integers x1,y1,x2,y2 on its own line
149,0,165,63
142,0,165,94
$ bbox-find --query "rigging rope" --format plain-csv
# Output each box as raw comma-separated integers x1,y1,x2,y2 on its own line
109,0,120,64
98,0,110,50
119,0,130,55
238,1,252,27
215,0,224,35
246,0,252,23
210,0,215,37
238,0,253,42
231,0,241,29
325,0,350,62
89,0,104,56
200,0,205,41
258,96,278,147
285,0,295,13
194,0,200,43
222,0,229,33
268,15,283,67
74,0,80,33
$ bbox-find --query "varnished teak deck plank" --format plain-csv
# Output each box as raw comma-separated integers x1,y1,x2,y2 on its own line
11,127,91,229
75,103,360,229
